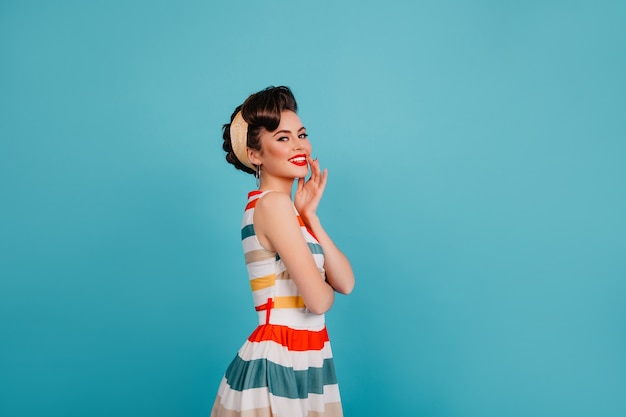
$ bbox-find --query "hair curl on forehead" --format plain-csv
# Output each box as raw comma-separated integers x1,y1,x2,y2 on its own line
223,86,298,175
241,86,298,133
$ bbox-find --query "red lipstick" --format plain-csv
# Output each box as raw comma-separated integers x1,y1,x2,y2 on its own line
288,154,308,167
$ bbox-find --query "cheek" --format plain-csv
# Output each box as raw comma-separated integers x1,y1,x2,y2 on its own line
267,145,290,160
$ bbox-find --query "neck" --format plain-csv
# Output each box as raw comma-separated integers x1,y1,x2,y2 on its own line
258,175,295,198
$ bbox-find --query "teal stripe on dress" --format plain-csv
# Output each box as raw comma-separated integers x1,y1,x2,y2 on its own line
241,224,255,240
224,355,337,399
308,242,324,255
275,243,323,261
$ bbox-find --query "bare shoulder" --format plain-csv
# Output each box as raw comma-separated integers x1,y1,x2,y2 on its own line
253,192,301,252
255,191,295,217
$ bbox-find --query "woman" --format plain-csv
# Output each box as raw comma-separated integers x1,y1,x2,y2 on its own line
211,86,355,417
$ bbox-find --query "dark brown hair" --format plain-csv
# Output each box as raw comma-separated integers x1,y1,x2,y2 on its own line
222,86,298,174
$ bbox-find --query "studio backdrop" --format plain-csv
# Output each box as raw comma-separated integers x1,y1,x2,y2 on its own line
1,1,625,416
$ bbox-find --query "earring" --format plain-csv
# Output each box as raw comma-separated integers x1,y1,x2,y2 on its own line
255,165,261,188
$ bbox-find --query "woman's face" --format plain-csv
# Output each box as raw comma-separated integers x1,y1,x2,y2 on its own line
251,110,312,180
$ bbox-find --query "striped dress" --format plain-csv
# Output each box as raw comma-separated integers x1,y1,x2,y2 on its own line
210,190,343,417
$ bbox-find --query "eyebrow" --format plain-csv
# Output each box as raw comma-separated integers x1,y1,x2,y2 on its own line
272,126,306,137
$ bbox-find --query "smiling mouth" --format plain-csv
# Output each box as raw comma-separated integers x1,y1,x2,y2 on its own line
288,154,308,166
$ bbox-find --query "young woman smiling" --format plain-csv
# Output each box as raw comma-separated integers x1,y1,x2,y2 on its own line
210,86,354,417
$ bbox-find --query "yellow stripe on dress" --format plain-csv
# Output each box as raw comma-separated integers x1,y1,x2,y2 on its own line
249,274,275,291
274,296,305,309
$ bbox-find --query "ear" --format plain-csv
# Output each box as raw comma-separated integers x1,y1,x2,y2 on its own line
247,148,262,167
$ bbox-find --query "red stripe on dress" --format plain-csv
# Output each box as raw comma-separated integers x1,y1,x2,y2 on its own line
248,324,329,351
248,190,263,198
296,216,319,240
245,198,259,211
305,226,318,240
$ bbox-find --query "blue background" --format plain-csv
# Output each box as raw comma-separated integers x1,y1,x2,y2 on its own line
1,1,625,416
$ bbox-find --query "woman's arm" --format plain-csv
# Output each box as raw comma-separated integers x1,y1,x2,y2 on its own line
296,157,355,295
301,214,354,295
254,192,335,315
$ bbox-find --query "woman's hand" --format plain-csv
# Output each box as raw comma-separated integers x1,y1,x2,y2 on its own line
294,156,328,220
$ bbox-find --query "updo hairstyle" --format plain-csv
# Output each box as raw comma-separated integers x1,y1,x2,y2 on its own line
222,86,298,174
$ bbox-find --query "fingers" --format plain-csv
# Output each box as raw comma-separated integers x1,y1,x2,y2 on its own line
295,157,327,215
319,168,328,192
308,156,324,187
307,156,317,182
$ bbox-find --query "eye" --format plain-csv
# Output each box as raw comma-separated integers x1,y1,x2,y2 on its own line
276,136,289,142
298,133,309,139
